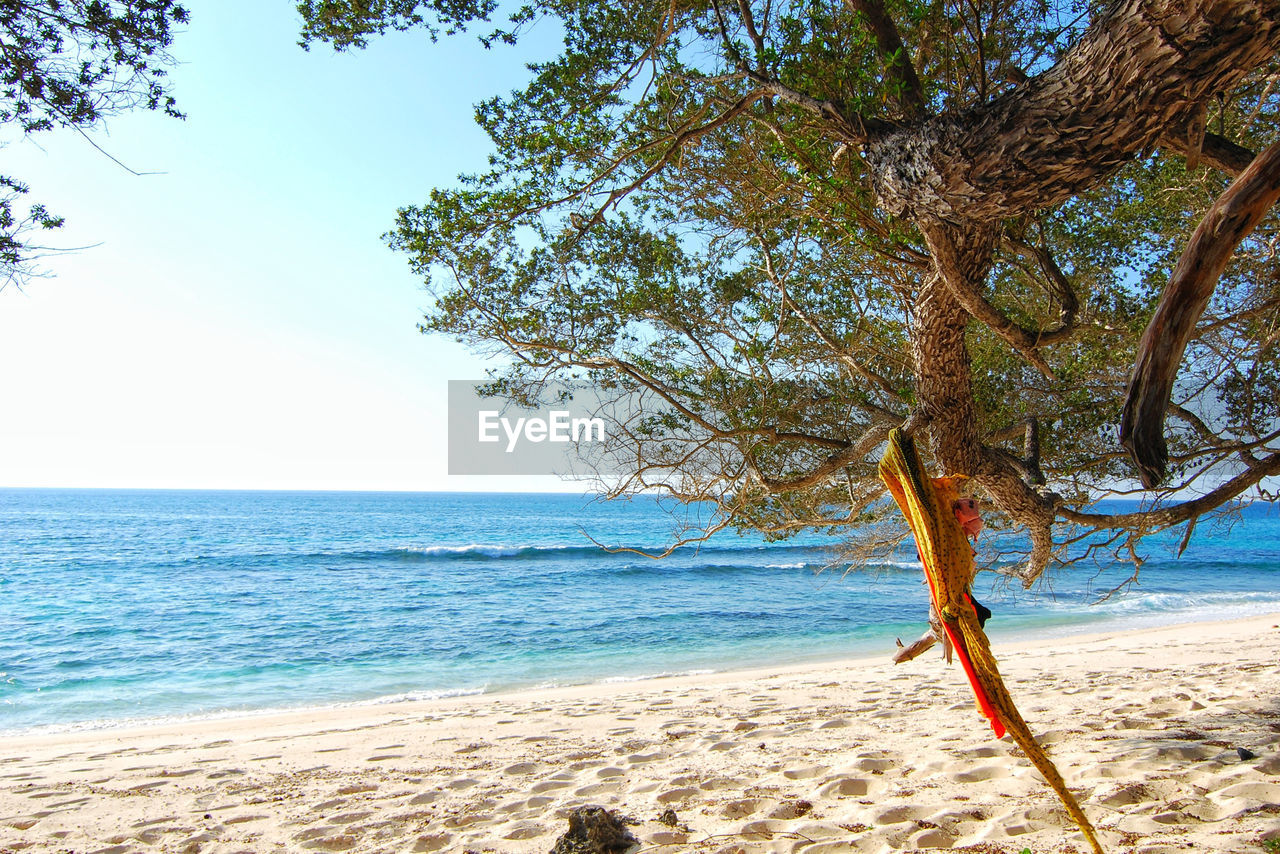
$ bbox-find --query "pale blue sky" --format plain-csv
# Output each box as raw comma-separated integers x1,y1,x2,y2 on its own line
0,1,572,491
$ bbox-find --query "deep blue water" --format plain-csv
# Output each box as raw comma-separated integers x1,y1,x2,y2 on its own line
1,489,1277,733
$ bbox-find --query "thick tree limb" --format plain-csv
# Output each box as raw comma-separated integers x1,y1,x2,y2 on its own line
1161,130,1257,176
1120,137,1280,487
923,223,1057,379
842,0,927,117
1060,449,1280,530
867,0,1280,222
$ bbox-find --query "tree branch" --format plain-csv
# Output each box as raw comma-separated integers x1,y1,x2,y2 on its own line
746,422,894,493
841,0,927,117
922,223,1057,379
1060,449,1280,530
1161,130,1257,176
1120,137,1280,487
1002,234,1079,345
868,0,1280,222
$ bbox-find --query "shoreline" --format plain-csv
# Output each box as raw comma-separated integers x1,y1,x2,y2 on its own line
2,614,1278,853
5,606,1276,742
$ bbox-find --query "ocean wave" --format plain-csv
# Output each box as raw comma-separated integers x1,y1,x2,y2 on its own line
599,668,717,684
1087,589,1280,614
352,686,489,705
360,541,831,562
0,685,493,738
152,540,839,567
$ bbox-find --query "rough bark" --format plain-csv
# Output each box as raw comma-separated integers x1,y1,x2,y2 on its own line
913,222,1060,581
857,0,1280,580
866,0,1280,223
1120,138,1280,487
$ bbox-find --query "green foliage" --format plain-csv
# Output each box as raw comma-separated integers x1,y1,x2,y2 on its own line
296,0,500,49
300,0,1280,561
0,0,189,288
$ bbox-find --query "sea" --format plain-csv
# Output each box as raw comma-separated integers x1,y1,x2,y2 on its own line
2,488,1278,735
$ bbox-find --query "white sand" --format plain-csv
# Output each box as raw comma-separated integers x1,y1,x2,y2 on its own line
1,615,1278,854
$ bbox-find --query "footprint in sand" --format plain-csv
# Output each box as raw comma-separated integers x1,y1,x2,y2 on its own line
767,800,814,820
503,762,539,775
130,814,178,830
411,832,453,851
867,803,930,825
721,798,770,818
50,796,90,809
447,778,480,790
302,832,361,850
23,789,62,800
952,764,1010,783
573,781,620,797
851,756,895,773
782,765,827,780
738,818,792,840
1216,780,1280,803
312,798,348,811
817,776,877,797
336,783,377,795
656,787,699,804
503,822,547,839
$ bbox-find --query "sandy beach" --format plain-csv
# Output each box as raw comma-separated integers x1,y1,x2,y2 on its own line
1,615,1277,854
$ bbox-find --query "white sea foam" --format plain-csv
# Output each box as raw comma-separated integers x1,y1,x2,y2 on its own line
0,687,492,738
409,544,527,558
599,669,717,684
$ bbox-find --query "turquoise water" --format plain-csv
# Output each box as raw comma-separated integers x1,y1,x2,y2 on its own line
2,489,1278,733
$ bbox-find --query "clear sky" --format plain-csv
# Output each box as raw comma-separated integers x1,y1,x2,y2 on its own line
0,1,574,491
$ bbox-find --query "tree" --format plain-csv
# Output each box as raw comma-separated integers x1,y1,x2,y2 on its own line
0,0,189,289
298,0,1280,583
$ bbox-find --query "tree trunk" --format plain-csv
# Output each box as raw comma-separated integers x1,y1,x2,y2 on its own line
861,0,1280,579
912,222,992,475
914,221,1059,582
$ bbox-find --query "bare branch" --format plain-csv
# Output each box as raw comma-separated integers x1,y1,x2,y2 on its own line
1061,449,1280,530
747,422,894,493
